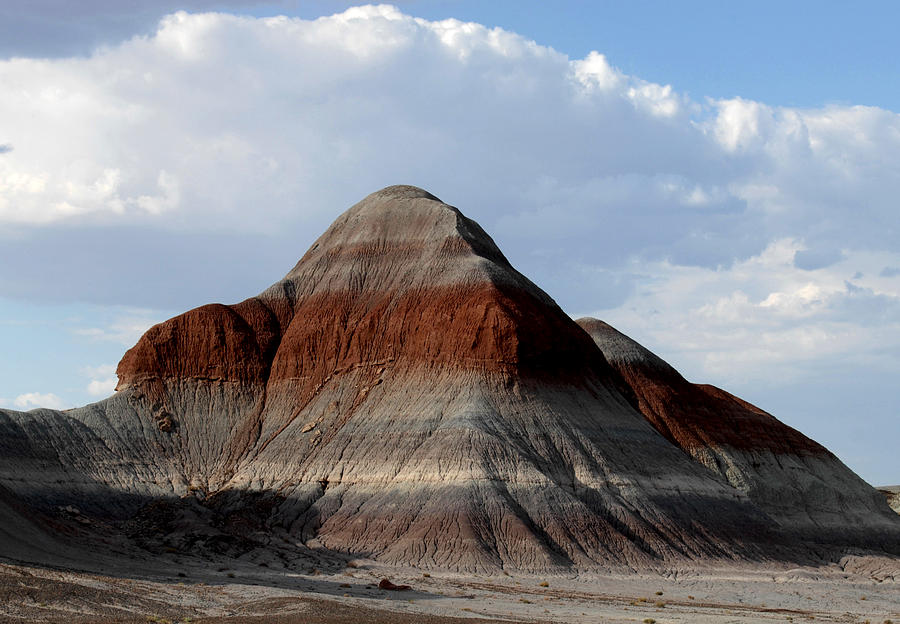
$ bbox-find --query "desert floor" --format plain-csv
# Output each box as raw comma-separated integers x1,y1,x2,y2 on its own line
2,552,898,624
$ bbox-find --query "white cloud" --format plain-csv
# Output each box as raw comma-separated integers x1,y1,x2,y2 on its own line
13,392,68,410
572,51,622,90
82,363,116,378
0,6,895,276
0,5,893,380
74,312,161,345
712,97,775,153
592,240,900,388
0,6,723,230
82,363,118,397
87,377,118,396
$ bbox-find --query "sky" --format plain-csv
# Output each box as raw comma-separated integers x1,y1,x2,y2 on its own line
0,1,897,485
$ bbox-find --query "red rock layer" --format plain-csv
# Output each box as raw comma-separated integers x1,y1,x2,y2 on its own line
118,186,615,394
117,299,285,388
270,283,606,382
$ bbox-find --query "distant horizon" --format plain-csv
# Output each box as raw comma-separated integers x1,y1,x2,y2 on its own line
1,2,898,486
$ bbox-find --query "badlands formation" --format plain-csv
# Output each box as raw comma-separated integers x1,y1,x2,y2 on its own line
1,185,898,622
880,486,900,514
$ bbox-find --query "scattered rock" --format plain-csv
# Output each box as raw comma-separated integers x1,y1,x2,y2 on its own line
379,578,411,591
157,415,174,432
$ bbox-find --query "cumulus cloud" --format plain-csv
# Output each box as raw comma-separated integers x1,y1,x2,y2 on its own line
13,392,68,410
0,7,895,275
0,6,897,345
0,6,723,232
592,240,900,389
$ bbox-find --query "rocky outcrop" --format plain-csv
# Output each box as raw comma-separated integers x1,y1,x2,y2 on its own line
2,186,898,573
879,487,900,514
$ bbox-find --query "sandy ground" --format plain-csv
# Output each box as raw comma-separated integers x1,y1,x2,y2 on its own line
1,553,898,624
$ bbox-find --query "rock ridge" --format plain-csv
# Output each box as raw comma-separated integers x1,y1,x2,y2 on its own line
577,316,899,542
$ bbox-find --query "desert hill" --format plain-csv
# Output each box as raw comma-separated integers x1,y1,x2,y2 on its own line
576,318,898,545
1,186,897,574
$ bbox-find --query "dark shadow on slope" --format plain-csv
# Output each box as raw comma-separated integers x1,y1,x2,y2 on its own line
3,468,898,588
0,487,461,604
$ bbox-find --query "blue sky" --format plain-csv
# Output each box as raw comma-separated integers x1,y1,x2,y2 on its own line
286,1,900,110
4,1,896,109
0,1,897,485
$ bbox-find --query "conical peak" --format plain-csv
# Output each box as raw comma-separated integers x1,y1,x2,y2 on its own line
281,185,515,293
367,184,443,203
260,187,607,379
318,184,506,261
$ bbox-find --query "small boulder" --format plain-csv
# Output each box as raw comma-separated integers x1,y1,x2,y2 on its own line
157,414,174,432
378,578,411,591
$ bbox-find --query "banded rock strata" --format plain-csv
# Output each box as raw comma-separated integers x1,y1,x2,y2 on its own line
576,319,899,547
1,185,898,573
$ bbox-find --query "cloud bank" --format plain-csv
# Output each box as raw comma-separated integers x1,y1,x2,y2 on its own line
13,392,68,410
0,5,897,480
